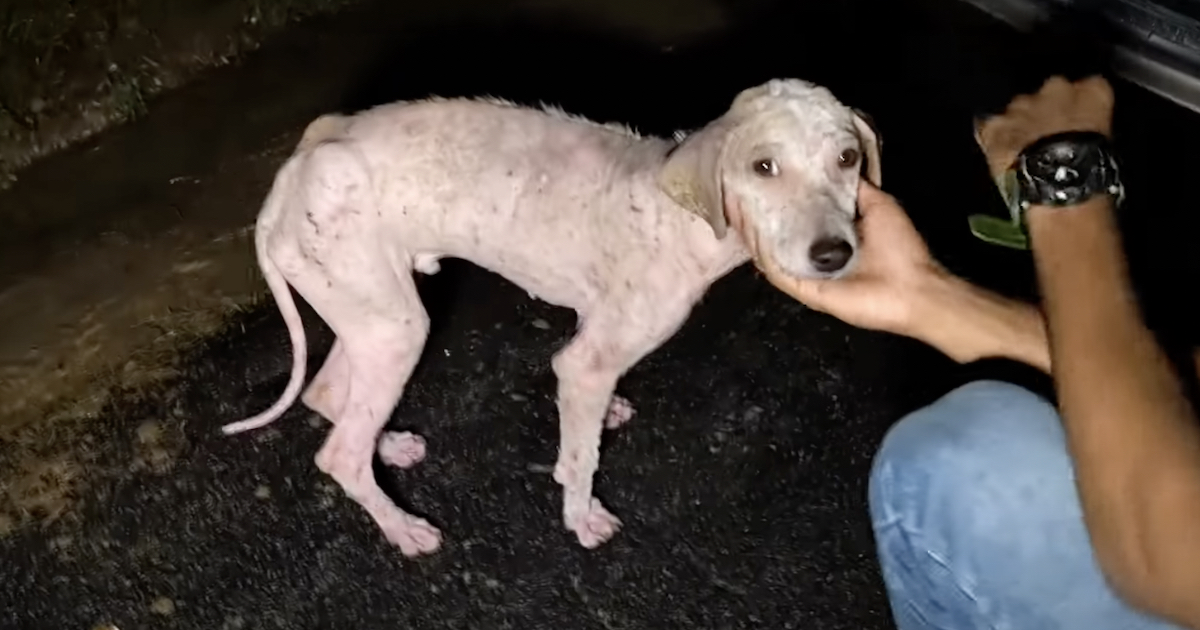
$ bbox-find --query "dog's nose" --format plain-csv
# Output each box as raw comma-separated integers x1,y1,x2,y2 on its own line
808,236,853,273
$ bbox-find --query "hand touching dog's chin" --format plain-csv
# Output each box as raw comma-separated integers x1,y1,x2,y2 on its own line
750,234,860,282
746,235,807,281
768,246,821,280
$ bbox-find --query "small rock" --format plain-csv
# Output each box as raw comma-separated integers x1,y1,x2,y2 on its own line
509,392,528,402
136,420,163,445
150,596,175,616
254,485,271,500
531,318,551,330
254,428,282,443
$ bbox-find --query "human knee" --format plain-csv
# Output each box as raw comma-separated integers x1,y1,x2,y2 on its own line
869,380,1072,529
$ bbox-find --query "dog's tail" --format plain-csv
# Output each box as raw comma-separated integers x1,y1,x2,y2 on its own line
220,160,311,435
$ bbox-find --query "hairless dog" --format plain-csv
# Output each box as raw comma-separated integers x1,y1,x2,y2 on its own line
222,78,882,556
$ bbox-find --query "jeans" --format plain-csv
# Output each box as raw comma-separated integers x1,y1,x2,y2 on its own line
869,380,1184,630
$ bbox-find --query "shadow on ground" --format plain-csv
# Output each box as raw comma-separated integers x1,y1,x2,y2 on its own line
2,0,1200,628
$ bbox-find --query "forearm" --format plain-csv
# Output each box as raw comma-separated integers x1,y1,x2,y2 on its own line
910,269,1051,372
1028,198,1200,625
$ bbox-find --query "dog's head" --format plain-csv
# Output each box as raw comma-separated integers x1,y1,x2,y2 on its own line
658,79,882,279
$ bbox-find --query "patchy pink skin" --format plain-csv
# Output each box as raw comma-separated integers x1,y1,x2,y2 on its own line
220,79,881,556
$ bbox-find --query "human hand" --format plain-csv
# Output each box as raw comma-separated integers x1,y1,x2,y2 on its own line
975,75,1114,179
749,181,946,338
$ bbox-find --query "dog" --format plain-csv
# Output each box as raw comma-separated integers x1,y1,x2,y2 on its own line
222,78,882,556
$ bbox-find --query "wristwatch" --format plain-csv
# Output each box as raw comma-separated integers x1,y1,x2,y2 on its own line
969,130,1126,250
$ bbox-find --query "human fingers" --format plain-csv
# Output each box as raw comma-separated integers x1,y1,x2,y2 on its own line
750,237,821,302
856,181,920,237
857,180,901,215
1078,75,1114,107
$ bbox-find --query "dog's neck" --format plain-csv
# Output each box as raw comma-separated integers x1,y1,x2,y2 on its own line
681,212,752,283
626,146,751,285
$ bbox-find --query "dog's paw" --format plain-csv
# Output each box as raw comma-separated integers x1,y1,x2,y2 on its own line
382,514,443,557
567,498,623,548
604,395,636,430
377,431,426,469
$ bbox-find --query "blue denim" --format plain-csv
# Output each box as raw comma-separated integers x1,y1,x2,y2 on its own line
869,380,1184,630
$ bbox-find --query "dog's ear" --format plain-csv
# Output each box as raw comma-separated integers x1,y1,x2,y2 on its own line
852,108,883,187
657,120,733,239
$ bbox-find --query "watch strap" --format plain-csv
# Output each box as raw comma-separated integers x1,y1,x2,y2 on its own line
968,130,1122,251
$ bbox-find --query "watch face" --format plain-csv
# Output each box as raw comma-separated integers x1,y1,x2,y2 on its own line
1024,137,1103,188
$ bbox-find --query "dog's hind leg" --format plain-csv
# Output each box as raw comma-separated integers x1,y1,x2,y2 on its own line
284,141,439,555
303,339,349,420
297,259,439,556
303,339,426,469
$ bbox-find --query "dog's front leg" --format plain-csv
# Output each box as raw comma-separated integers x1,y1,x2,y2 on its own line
550,304,689,549
551,334,625,548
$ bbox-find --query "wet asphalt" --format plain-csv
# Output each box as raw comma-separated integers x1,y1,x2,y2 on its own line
4,0,1200,628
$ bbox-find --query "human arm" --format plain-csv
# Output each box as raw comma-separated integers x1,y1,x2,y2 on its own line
969,75,1200,626
754,76,1200,627
881,225,1052,372
1023,192,1200,627
749,181,1052,373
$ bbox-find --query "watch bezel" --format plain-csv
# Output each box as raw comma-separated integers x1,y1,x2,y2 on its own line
1013,130,1125,211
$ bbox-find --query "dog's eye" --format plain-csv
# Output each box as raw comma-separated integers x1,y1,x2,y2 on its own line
838,148,860,168
752,158,779,177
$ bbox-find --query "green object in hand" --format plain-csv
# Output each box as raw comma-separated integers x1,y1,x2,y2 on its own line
967,214,1029,249
967,170,1030,251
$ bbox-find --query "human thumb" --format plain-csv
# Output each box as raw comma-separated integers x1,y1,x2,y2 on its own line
856,180,895,215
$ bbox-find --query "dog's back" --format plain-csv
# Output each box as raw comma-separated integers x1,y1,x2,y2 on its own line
289,97,721,311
